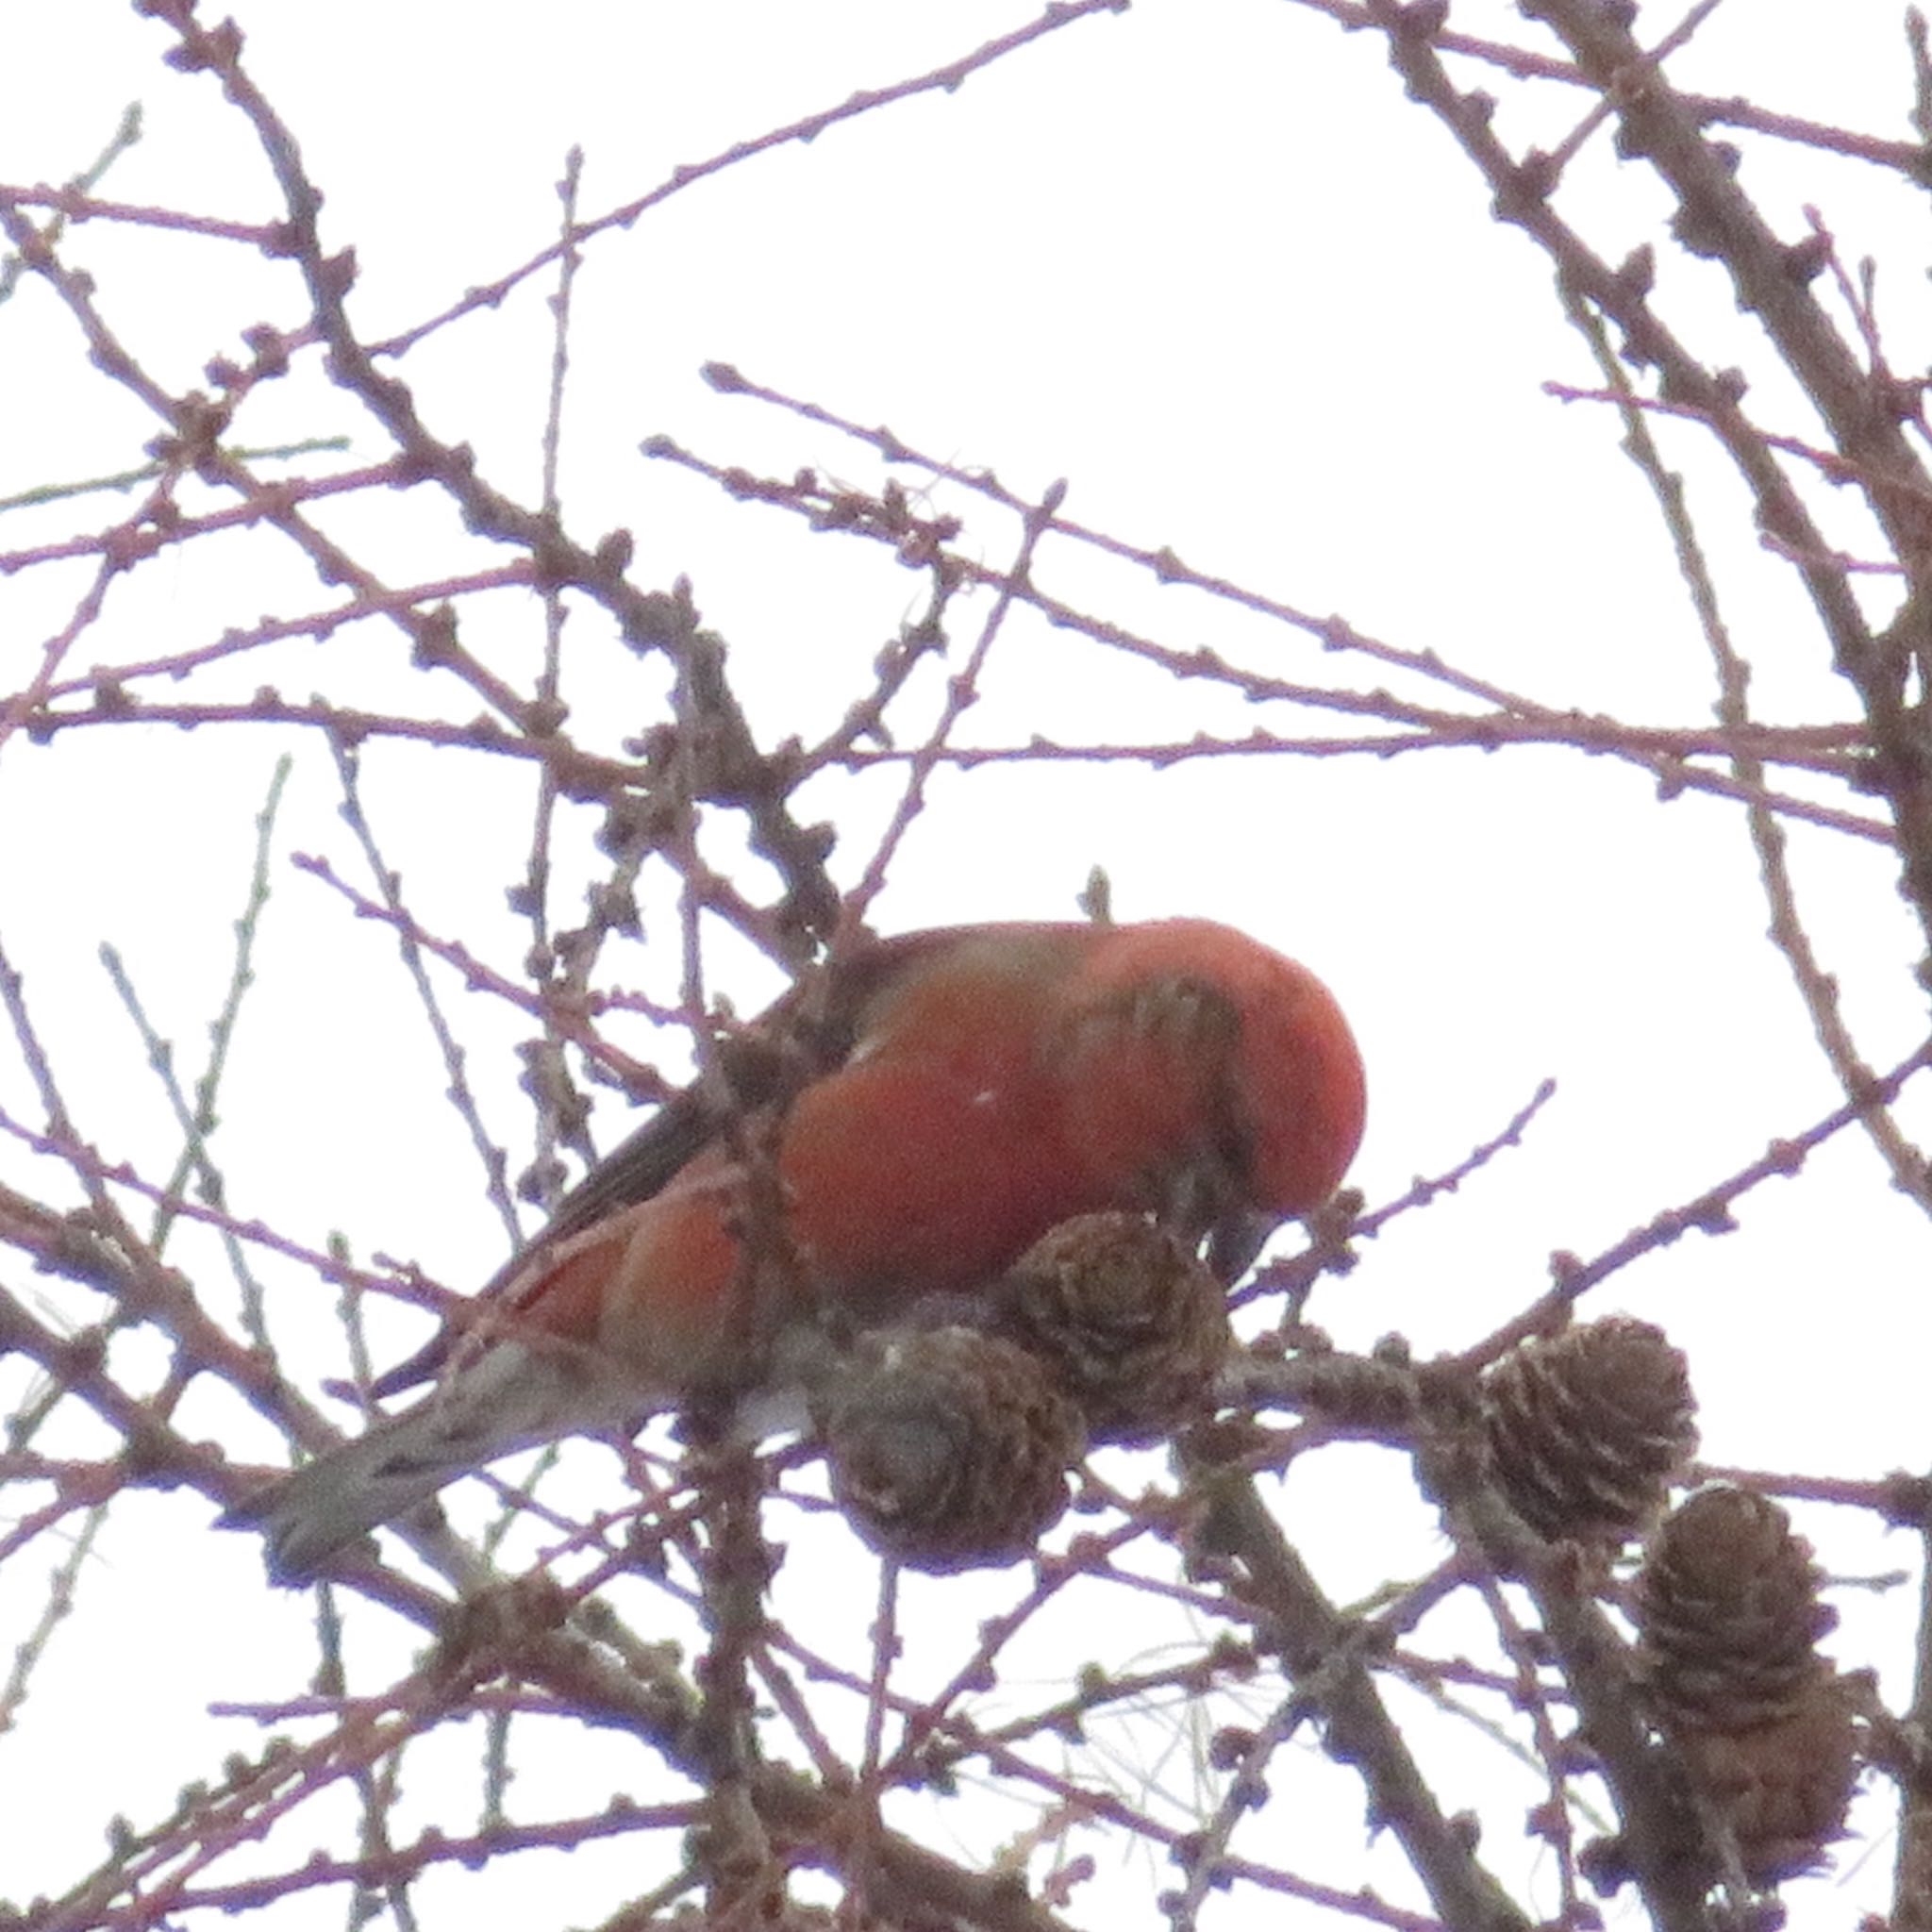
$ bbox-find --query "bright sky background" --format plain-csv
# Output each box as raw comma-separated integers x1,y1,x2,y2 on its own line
1,2,1928,1926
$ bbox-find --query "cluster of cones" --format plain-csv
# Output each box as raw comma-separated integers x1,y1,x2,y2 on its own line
810,1211,1230,1573
1481,1316,1858,1887
810,1246,1859,1890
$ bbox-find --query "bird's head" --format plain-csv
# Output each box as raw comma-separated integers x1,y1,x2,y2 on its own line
1067,919,1367,1223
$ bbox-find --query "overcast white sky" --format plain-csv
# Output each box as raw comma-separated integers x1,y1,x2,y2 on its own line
2,2,1928,1925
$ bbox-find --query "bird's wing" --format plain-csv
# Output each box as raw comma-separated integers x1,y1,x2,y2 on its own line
366,925,1040,1397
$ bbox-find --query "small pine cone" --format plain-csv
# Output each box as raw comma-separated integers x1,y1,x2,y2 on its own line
1637,1485,1839,1733
811,1327,1086,1573
1674,1681,1859,1886
1481,1315,1697,1547
995,1212,1233,1445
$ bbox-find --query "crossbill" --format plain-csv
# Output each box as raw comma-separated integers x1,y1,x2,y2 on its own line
227,918,1366,1581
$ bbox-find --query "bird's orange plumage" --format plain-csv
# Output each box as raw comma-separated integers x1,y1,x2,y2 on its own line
226,918,1366,1580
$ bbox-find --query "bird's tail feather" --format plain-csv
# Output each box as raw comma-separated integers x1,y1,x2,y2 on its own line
222,1345,609,1586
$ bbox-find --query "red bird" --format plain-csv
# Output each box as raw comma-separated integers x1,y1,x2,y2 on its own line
229,919,1365,1581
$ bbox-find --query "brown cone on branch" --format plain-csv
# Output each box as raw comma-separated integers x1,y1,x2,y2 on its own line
993,1211,1233,1446
1672,1694,1861,1889
1480,1315,1697,1548
810,1326,1087,1573
1637,1484,1838,1728
1635,1484,1858,1886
